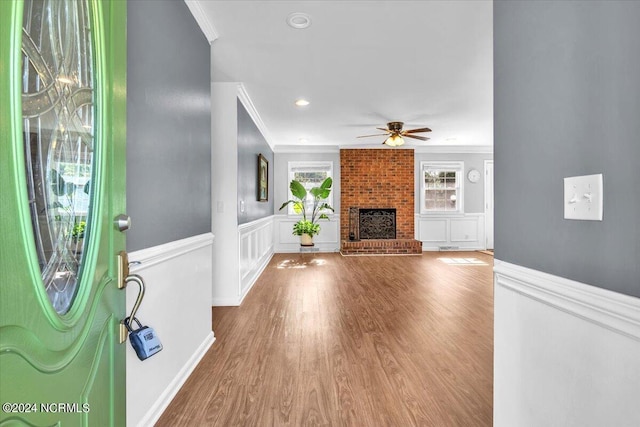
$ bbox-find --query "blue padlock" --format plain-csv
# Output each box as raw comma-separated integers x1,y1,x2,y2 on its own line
125,316,163,361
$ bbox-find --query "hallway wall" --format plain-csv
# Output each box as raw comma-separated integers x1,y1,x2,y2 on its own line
493,2,640,425
127,0,211,251
494,0,640,298
126,1,214,425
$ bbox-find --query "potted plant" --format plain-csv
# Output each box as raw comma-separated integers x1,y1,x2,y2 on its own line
279,177,334,246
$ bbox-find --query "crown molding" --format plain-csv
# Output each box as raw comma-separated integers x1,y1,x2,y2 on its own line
184,0,218,44
237,84,275,150
415,145,493,154
272,144,493,154
338,143,492,153
339,139,416,150
273,145,340,154
338,145,416,150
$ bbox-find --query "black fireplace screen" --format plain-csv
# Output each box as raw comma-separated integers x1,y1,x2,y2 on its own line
358,208,396,239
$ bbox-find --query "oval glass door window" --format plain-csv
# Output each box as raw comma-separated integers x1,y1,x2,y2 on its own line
22,0,95,314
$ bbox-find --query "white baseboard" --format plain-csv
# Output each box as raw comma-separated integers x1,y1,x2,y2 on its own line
421,245,485,252
276,245,340,253
494,260,640,427
136,332,215,427
211,296,242,306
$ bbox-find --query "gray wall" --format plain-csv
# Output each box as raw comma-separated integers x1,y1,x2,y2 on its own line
127,0,211,251
237,100,274,224
494,1,640,297
414,152,492,214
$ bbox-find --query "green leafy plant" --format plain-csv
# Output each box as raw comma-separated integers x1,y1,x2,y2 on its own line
71,221,86,241
279,177,334,237
292,220,320,236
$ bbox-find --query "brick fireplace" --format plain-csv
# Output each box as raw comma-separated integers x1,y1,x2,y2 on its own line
340,149,421,255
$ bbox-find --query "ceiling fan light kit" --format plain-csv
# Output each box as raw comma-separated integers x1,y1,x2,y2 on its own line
384,135,405,147
357,121,432,146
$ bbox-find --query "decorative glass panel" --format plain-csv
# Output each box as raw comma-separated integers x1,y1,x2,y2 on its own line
22,0,95,314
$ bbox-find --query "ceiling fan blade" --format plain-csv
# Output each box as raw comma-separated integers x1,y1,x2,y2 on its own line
403,134,430,141
376,127,392,133
357,133,390,138
403,127,432,134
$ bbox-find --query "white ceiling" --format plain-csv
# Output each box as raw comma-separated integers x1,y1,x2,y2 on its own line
195,1,493,150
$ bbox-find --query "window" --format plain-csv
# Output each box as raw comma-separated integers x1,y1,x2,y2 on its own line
287,161,333,215
420,161,464,213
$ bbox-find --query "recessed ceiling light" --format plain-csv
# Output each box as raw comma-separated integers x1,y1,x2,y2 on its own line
295,99,310,107
299,138,309,144
286,12,312,29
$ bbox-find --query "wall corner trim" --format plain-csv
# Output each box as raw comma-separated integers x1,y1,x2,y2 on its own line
237,84,275,150
494,260,640,341
184,0,218,44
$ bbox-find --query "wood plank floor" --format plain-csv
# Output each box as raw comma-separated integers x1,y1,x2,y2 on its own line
156,251,494,426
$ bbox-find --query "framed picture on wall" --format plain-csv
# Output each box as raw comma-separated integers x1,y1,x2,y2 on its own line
258,153,268,202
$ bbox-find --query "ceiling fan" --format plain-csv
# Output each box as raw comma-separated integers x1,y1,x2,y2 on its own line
356,121,432,146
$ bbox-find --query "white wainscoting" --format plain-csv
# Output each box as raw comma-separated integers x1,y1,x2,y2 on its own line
494,260,640,427
416,213,485,250
126,233,215,427
274,214,340,253
237,216,275,305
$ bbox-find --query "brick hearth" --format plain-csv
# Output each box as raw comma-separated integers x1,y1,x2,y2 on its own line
341,239,422,256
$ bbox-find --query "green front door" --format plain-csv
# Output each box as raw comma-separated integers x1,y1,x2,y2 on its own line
0,0,126,425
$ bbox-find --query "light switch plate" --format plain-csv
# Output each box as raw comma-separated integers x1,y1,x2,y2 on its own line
563,174,603,221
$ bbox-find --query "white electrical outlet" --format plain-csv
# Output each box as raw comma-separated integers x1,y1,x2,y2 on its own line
563,174,603,221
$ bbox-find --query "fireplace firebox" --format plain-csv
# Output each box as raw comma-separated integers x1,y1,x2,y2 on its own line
358,208,396,239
